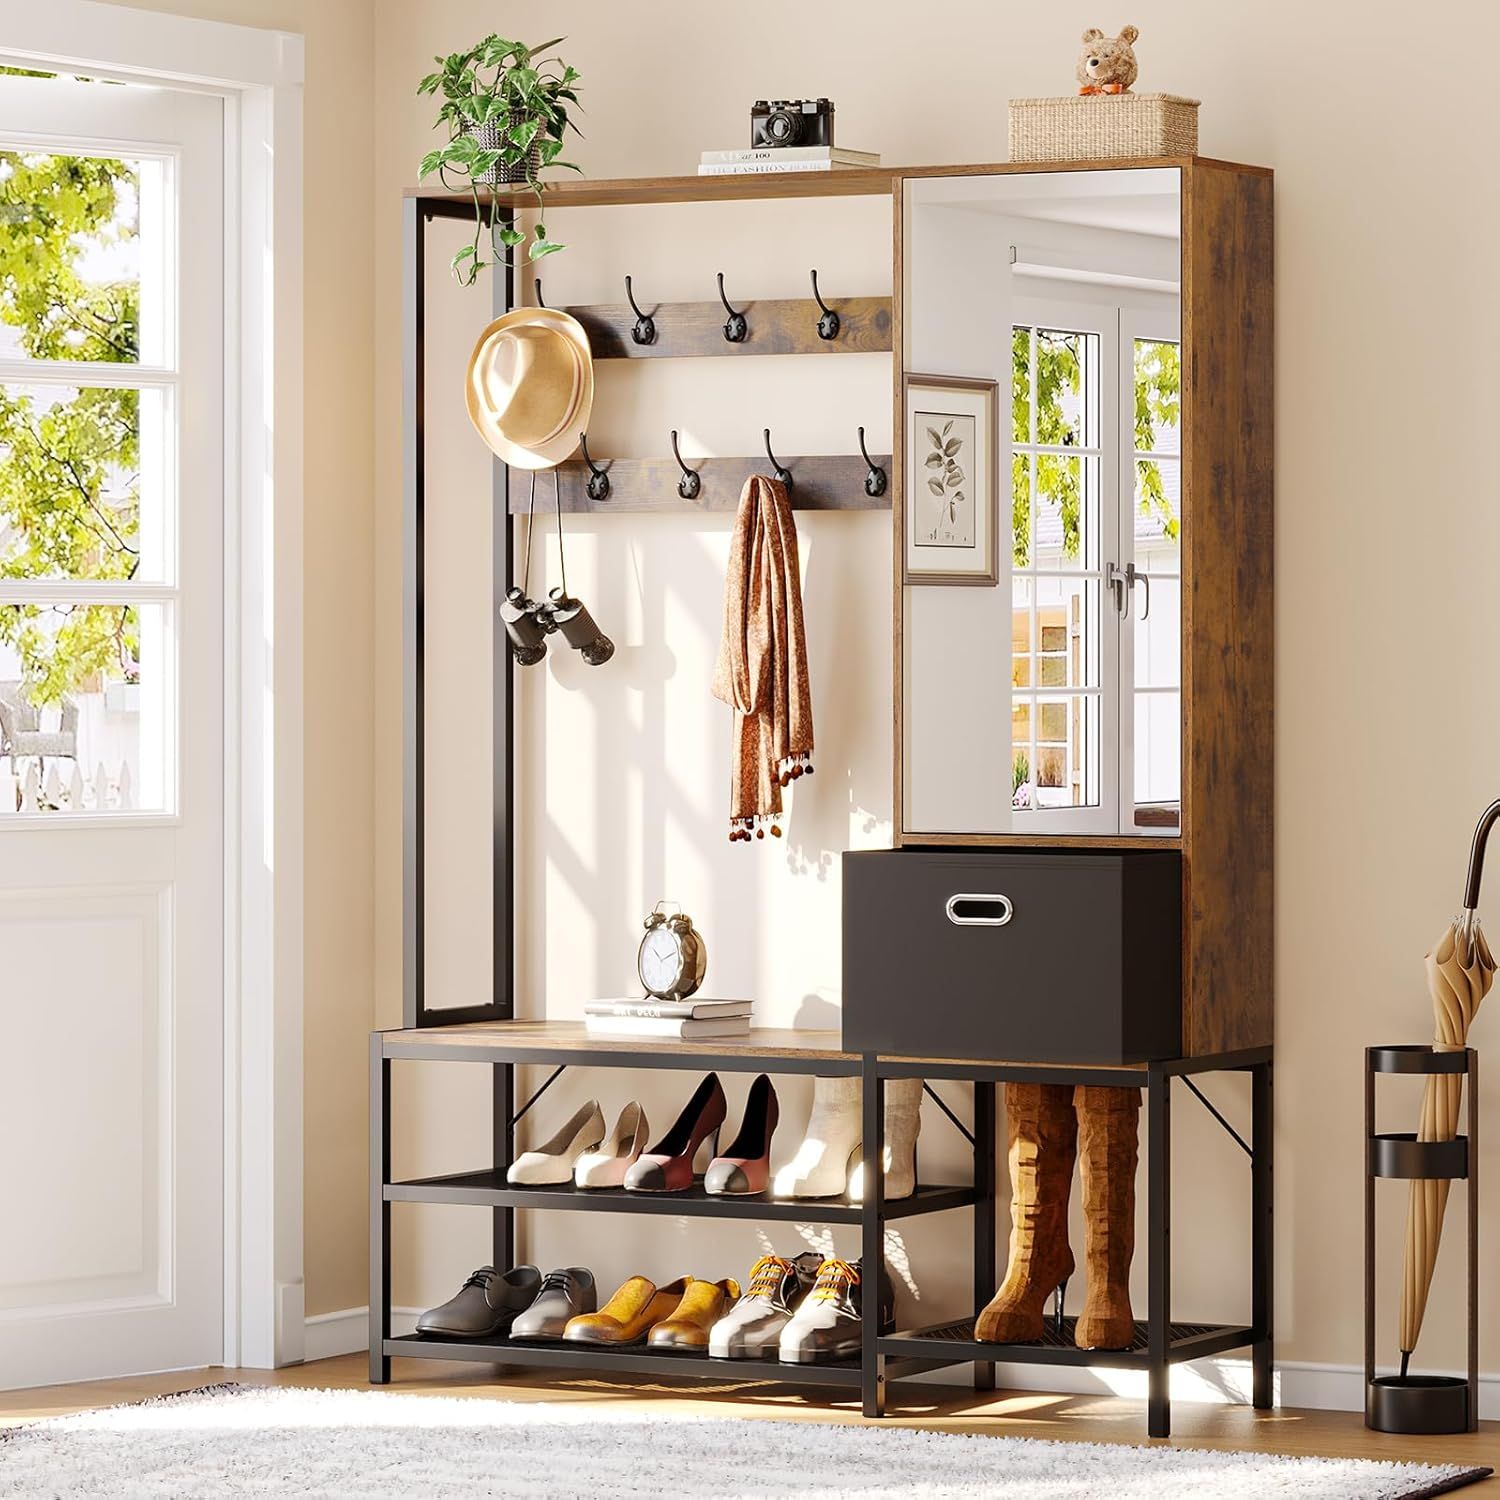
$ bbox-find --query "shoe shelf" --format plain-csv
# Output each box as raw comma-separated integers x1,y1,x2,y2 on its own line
881,1316,1257,1371
385,1169,977,1223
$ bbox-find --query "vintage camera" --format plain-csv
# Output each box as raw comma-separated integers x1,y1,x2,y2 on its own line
750,98,835,150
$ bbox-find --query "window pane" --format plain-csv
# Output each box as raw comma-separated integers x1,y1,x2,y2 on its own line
1032,575,1099,689
1133,575,1180,691
1134,338,1180,455
0,152,164,364
1012,325,1032,445
1135,455,1180,551
1036,329,1085,447
1134,689,1181,808
1035,454,1096,571
0,383,169,581
1011,576,1032,687
0,600,172,814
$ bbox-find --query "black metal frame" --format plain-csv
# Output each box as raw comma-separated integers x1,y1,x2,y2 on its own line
863,1048,1273,1437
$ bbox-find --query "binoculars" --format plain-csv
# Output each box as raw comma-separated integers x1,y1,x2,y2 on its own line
502,585,615,667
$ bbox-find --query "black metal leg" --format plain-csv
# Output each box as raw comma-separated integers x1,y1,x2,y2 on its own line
494,1061,515,1271
1147,1067,1170,1438
861,1056,886,1418
973,1080,997,1393
369,1036,391,1383
1253,1058,1274,1411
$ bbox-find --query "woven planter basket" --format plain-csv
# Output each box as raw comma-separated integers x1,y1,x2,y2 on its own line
472,114,542,186
1009,93,1199,164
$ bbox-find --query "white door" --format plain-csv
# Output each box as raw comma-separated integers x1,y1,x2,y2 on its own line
0,73,225,1387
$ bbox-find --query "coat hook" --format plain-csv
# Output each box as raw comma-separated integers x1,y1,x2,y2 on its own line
811,269,840,341
763,428,793,491
579,432,610,502
717,272,748,343
534,277,546,309
671,429,701,499
858,426,887,497
625,275,656,345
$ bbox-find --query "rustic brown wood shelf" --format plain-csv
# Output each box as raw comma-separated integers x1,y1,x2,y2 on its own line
517,454,891,515
537,296,891,360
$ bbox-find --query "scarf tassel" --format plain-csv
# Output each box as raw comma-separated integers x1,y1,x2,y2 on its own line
729,813,784,843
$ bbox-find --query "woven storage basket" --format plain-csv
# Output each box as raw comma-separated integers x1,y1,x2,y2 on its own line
1009,93,1199,164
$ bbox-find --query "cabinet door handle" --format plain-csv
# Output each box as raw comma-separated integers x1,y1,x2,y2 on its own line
945,893,1013,927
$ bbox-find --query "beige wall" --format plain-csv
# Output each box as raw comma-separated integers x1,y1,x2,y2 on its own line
95,0,377,1319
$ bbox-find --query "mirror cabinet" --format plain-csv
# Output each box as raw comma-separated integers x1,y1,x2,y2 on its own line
851,159,1272,1061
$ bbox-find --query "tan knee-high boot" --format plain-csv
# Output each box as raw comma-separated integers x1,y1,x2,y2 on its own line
1073,1085,1141,1350
975,1083,1077,1343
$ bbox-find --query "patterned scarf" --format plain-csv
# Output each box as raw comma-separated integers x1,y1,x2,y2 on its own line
711,474,814,841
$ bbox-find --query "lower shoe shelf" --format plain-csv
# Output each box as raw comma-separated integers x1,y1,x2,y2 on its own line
881,1316,1257,1370
385,1170,977,1222
384,1333,901,1387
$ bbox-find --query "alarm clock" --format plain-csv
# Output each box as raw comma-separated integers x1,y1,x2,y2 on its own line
638,902,708,1001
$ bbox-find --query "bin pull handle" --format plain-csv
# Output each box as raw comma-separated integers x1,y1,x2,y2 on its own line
945,893,1013,927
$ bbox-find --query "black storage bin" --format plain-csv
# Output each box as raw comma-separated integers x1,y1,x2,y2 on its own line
842,848,1182,1064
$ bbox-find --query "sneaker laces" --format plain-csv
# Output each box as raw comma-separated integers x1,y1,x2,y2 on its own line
539,1270,575,1294
461,1267,498,1292
811,1258,860,1303
745,1256,793,1299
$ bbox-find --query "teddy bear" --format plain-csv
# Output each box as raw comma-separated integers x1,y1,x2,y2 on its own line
1077,25,1139,95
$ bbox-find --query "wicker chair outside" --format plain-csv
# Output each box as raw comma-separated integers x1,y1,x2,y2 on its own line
0,681,80,765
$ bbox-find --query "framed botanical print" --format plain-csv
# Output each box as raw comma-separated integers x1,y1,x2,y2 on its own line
903,372,1000,585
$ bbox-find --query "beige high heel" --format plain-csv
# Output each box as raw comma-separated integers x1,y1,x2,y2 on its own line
574,1101,649,1189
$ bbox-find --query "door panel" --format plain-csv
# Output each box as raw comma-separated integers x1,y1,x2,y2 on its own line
0,73,224,1388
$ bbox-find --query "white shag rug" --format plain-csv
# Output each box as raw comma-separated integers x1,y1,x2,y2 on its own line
0,1384,1488,1499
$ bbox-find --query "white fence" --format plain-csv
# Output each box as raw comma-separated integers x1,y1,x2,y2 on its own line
5,758,135,815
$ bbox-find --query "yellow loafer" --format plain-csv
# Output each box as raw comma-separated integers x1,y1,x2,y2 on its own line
648,1277,741,1351
564,1275,691,1346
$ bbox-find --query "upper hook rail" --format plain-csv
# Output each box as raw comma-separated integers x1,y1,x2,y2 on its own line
625,275,656,346
670,429,701,500
717,273,748,344
579,432,610,502
763,428,793,490
858,426,887,497
810,269,840,341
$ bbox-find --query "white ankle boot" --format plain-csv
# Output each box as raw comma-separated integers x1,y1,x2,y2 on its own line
849,1078,922,1202
772,1075,862,1199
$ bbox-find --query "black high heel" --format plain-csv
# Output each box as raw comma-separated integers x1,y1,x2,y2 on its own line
1053,1279,1069,1337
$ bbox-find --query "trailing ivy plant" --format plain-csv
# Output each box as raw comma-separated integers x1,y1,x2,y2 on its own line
418,36,581,285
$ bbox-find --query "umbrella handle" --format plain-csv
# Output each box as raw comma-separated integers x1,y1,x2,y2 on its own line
1462,799,1500,912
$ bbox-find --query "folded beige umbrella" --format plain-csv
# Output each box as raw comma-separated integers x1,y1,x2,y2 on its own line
1397,803,1499,1371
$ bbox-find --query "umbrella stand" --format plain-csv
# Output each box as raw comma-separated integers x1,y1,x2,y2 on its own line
1366,1043,1479,1435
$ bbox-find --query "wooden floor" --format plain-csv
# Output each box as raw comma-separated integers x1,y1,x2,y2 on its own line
2,1354,1495,1489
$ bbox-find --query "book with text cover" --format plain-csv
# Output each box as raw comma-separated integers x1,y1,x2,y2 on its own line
700,145,880,165
585,998,753,1021
584,1015,751,1039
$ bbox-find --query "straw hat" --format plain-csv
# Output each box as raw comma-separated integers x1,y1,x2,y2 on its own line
465,307,593,470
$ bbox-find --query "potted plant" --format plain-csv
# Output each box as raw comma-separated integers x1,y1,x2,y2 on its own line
418,35,581,285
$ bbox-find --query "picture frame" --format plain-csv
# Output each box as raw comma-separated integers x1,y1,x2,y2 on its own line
902,372,1000,586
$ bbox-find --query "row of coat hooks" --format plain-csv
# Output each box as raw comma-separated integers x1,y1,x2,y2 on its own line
572,426,888,504
536,268,850,345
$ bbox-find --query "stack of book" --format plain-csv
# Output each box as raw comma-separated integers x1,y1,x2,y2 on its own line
584,997,752,1039
697,146,880,177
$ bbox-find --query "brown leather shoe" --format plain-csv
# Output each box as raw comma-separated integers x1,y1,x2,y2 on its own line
648,1277,741,1350
975,1082,1077,1343
1073,1084,1141,1350
564,1275,691,1345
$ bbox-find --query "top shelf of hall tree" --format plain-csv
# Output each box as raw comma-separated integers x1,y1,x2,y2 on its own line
404,157,1269,215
